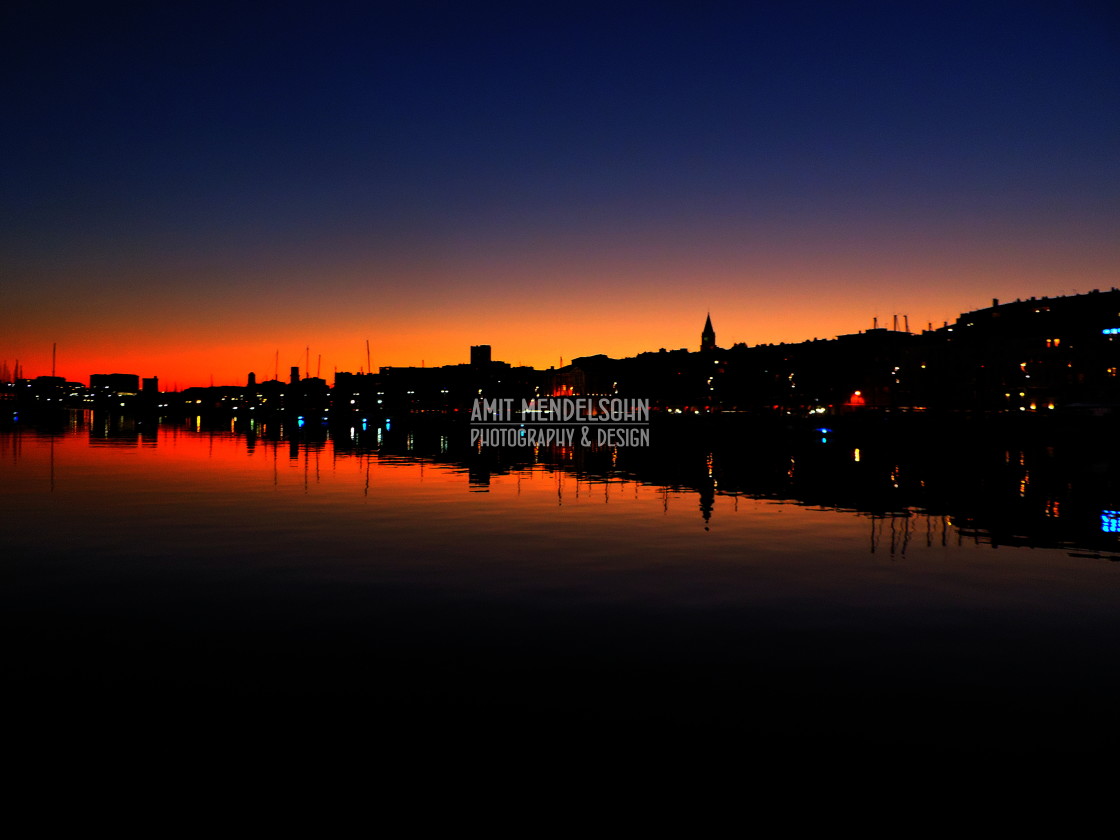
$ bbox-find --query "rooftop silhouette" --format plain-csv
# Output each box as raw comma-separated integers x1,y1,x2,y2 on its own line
3,288,1119,419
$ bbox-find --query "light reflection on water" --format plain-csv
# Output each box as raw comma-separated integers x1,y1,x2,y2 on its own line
3,424,1119,610
3,422,1120,757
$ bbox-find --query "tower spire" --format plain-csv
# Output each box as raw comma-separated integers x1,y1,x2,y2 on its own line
701,312,716,352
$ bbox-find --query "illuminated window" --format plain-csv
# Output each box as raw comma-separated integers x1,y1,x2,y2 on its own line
1103,511,1120,533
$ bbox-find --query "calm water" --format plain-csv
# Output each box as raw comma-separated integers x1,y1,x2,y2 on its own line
3,416,1119,759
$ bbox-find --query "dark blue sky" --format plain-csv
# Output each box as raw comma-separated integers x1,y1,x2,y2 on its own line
4,1,1118,383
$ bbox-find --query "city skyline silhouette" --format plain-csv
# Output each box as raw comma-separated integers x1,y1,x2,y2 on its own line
4,3,1118,387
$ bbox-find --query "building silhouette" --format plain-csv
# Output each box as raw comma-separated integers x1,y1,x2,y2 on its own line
701,313,717,352
90,373,140,395
470,345,492,367
11,288,1118,421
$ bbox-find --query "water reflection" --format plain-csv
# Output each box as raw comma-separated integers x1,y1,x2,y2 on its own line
332,415,1119,560
4,411,1120,759
5,411,1117,562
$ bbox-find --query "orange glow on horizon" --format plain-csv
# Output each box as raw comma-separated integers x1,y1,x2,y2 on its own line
7,245,1119,388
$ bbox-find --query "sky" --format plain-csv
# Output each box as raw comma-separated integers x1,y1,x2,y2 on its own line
3,1,1118,387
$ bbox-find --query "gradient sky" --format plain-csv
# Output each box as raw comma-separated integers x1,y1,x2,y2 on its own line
4,1,1118,387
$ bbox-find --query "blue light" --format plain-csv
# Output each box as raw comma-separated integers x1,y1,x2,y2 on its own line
820,436,828,444
816,427,832,433
1103,511,1120,533
1103,328,1120,335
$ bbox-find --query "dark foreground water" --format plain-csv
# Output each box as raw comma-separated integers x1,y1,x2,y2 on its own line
3,415,1119,766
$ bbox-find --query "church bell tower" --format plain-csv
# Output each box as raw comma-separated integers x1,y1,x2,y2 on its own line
701,313,716,352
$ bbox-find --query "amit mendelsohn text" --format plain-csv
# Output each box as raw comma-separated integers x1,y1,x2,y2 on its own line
470,397,650,448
